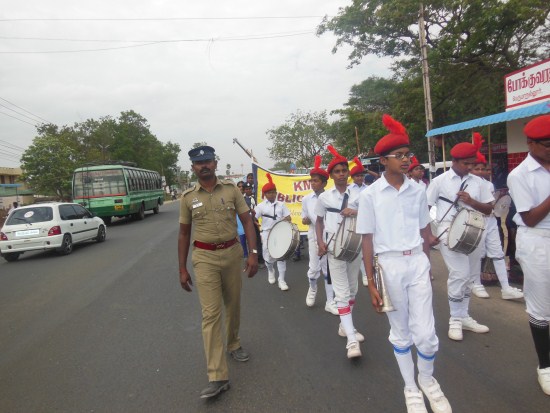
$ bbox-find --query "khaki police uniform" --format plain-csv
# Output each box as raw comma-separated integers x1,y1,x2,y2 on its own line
180,178,250,381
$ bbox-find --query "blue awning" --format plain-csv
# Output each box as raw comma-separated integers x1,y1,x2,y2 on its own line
426,100,550,137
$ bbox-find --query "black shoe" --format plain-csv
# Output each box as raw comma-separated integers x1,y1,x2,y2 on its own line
200,380,230,399
230,347,250,362
292,255,301,262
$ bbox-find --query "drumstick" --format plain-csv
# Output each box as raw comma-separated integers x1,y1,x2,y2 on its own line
438,184,469,223
435,227,449,241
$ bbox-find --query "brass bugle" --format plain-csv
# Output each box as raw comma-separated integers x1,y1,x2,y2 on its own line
374,255,395,313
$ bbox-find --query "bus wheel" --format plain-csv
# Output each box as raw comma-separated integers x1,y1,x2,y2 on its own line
103,216,112,225
58,234,73,255
153,202,160,214
136,204,145,220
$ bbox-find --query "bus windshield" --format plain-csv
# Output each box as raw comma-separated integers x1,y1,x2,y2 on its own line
73,169,127,198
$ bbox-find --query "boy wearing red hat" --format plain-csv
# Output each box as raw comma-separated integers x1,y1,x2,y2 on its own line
408,156,427,190
357,114,450,413
315,145,365,359
349,157,370,287
426,140,494,342
470,133,523,301
302,156,338,314
255,173,292,291
507,114,550,395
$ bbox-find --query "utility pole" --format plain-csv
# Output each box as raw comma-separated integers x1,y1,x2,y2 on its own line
232,138,258,163
418,3,437,180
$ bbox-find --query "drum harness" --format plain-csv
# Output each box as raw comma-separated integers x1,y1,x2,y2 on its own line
435,182,468,241
325,192,349,247
260,204,278,233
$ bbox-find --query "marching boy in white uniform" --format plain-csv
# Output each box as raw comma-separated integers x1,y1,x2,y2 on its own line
302,155,338,315
470,132,523,300
357,114,451,413
426,141,494,342
255,173,292,291
507,114,550,396
315,145,365,359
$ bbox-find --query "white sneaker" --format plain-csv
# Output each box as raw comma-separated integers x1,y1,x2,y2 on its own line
362,273,368,286
306,287,317,306
404,388,428,413
448,317,463,341
278,280,289,291
346,341,361,359
325,301,339,315
537,366,550,396
461,316,489,333
472,284,490,298
418,377,452,413
267,270,276,284
501,286,524,300
338,324,365,342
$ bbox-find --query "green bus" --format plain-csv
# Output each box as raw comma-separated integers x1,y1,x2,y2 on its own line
72,163,164,224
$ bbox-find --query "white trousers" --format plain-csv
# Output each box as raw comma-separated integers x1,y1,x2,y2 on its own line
438,222,484,318
379,252,439,354
327,253,361,305
516,227,550,321
307,231,327,280
261,231,286,272
480,216,505,259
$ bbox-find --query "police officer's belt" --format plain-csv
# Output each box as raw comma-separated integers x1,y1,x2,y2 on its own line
194,239,238,250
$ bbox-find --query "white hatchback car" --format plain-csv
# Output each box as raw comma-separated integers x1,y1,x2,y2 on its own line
0,202,106,262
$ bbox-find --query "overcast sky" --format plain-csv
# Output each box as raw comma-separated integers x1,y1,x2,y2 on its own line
0,0,391,175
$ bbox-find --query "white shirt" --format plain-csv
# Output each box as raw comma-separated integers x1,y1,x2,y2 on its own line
301,192,320,237
348,182,368,193
426,168,494,224
315,186,359,235
255,200,290,231
410,178,427,191
507,153,550,229
356,174,431,253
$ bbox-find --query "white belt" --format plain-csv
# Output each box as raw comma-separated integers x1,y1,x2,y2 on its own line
378,245,423,257
520,226,550,238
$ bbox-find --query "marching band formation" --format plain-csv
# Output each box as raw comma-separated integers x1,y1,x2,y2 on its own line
252,114,550,412
179,114,549,407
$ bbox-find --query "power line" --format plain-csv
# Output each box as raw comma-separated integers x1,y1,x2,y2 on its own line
0,16,325,22
0,96,52,124
0,30,315,54
0,139,26,152
0,110,38,127
0,103,47,125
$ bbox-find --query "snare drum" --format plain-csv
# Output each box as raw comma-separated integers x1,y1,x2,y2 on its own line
333,216,362,261
447,208,486,255
267,220,300,261
493,194,511,218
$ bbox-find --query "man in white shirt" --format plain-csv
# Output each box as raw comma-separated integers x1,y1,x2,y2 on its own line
348,157,369,287
408,156,427,191
315,145,364,359
357,114,450,413
255,173,292,291
302,155,338,315
426,141,494,342
507,114,550,396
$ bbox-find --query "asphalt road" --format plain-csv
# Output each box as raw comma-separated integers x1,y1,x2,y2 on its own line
0,201,547,413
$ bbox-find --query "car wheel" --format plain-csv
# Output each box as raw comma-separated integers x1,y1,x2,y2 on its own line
3,252,21,262
135,204,145,220
58,234,73,255
153,202,160,214
96,225,106,243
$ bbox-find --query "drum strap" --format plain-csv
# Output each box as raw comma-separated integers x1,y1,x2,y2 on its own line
326,192,349,213
438,196,455,205
262,204,277,220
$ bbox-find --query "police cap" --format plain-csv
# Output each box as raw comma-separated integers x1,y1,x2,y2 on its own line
188,145,216,162
243,182,253,189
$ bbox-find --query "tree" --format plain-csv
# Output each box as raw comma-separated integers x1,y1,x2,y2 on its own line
267,110,340,168
318,0,550,135
20,127,83,199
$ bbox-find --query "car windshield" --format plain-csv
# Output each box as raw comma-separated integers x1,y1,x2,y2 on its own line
6,207,54,225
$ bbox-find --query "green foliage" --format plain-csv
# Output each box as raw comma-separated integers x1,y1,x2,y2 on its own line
20,111,181,198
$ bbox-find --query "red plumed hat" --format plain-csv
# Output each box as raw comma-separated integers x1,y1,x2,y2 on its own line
450,142,477,159
262,173,276,194
475,152,487,164
473,132,484,150
374,114,410,155
349,156,365,176
326,145,348,174
407,155,422,172
524,114,550,140
310,155,329,179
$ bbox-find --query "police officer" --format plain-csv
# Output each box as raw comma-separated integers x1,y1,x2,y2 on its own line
178,145,259,399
